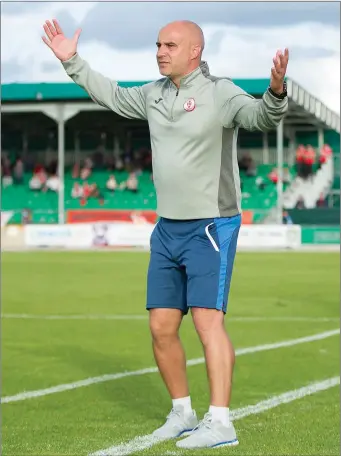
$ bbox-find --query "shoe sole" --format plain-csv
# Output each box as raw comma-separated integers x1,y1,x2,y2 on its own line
177,438,239,449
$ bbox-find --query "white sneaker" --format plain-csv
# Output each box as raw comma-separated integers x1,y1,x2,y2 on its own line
152,405,198,439
176,412,239,449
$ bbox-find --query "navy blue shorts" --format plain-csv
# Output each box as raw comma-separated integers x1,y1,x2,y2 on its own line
146,214,241,314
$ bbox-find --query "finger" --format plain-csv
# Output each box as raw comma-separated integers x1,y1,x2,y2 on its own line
42,36,52,49
273,56,282,73
52,19,63,35
271,67,280,80
46,20,57,36
72,28,82,43
43,24,53,41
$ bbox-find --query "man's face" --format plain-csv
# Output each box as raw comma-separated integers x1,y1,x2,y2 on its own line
156,25,192,79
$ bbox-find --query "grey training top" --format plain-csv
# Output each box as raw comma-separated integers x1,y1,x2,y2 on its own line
62,55,288,219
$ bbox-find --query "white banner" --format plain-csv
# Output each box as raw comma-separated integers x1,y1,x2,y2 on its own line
24,224,93,248
24,223,301,249
237,225,301,249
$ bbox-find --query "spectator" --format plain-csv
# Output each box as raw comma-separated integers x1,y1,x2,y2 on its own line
283,167,292,185
282,210,293,224
13,158,24,184
72,163,80,178
318,144,332,169
295,145,306,178
44,174,60,192
71,182,83,199
268,167,278,184
120,172,138,192
295,196,306,209
255,176,266,191
106,175,117,192
316,192,327,208
303,145,315,178
29,168,47,190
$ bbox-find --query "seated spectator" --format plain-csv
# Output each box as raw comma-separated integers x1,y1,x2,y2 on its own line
106,175,117,192
255,176,266,191
318,144,333,168
295,145,306,178
80,166,91,180
71,182,83,199
80,157,93,180
295,196,306,209
115,156,124,171
126,172,138,193
1,157,13,187
238,153,256,176
268,167,278,184
29,168,47,190
72,163,80,178
44,174,60,192
282,210,293,225
119,172,138,192
303,145,315,178
316,192,327,208
13,158,24,185
283,167,292,184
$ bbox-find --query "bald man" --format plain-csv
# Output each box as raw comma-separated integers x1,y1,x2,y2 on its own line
43,19,289,450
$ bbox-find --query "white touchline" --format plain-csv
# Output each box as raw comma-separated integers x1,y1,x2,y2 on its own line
1,313,339,322
90,376,340,456
92,376,340,456
2,329,339,404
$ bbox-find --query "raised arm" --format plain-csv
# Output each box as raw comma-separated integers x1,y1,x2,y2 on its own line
216,49,289,131
42,19,148,120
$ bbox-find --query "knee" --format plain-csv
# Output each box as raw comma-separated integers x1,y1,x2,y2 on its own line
192,308,225,346
149,309,182,346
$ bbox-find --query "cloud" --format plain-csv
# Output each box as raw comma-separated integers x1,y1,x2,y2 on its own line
1,2,340,114
79,2,340,50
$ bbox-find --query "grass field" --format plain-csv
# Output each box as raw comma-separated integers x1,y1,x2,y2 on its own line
2,251,340,456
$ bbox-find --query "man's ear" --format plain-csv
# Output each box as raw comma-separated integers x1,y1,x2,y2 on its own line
191,44,201,60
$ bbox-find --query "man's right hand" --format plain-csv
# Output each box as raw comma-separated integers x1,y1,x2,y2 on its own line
42,19,81,62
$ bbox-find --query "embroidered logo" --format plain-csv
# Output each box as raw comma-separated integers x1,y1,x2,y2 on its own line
183,98,196,112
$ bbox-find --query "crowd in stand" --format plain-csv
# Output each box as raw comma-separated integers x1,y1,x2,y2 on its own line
1,142,334,208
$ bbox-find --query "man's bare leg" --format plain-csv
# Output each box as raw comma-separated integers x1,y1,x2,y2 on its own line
191,307,235,423
150,308,198,438
149,308,189,399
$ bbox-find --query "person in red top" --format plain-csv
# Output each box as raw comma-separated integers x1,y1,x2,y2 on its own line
295,145,306,178
319,144,333,168
303,145,315,178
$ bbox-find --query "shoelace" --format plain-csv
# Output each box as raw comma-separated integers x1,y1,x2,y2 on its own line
191,412,213,432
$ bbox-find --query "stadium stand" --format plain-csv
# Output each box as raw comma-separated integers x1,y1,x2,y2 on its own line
1,79,340,225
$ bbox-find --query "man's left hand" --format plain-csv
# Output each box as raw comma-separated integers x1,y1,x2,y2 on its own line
270,48,289,94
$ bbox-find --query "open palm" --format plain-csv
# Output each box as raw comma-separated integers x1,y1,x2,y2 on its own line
42,19,81,62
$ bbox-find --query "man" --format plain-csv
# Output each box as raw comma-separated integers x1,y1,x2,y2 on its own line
43,19,289,449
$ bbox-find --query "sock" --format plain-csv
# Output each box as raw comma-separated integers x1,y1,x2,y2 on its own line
209,405,230,426
172,396,193,416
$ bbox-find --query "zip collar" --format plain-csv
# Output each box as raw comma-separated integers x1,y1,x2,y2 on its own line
168,61,210,89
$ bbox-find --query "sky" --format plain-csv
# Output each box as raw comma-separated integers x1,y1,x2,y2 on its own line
1,1,340,114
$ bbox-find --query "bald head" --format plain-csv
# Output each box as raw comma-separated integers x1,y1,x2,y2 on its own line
156,20,205,85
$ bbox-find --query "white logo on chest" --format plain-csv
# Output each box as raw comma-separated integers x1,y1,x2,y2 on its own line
183,98,196,112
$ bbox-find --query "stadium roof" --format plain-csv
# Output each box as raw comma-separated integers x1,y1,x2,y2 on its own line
1,78,340,133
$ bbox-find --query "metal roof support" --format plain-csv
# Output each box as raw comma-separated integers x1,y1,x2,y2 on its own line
276,120,284,224
57,105,65,224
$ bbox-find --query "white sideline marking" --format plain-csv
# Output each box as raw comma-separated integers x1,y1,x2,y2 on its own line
90,376,340,456
2,329,339,404
1,313,339,323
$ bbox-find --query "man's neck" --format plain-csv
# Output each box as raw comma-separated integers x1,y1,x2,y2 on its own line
171,62,201,88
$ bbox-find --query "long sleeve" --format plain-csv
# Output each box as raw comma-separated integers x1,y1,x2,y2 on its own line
215,78,288,131
62,53,149,120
